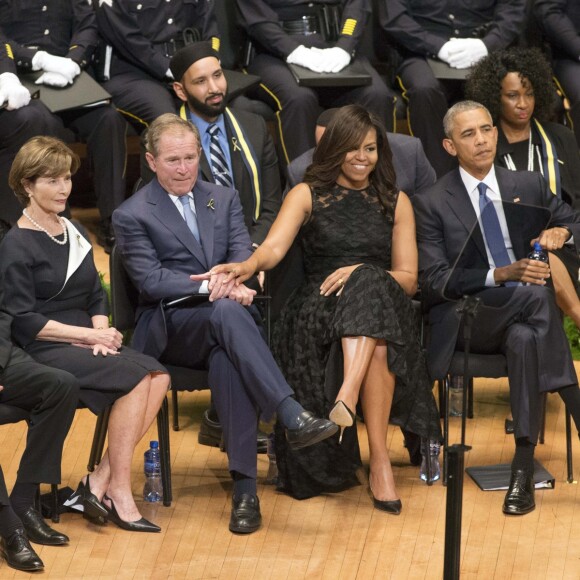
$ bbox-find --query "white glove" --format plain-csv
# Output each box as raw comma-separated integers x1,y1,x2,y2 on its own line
310,46,351,73
286,45,326,72
0,72,31,110
32,51,81,83
35,71,70,87
446,38,488,69
437,40,455,64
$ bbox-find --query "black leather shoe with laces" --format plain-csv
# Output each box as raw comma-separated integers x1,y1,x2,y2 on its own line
502,469,535,515
20,507,69,545
0,529,44,571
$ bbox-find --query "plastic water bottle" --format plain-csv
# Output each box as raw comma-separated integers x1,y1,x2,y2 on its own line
420,440,441,483
528,241,548,264
449,375,463,417
143,441,163,502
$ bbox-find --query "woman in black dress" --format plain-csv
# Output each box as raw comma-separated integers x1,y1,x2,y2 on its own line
0,137,170,532
208,105,441,511
465,47,580,327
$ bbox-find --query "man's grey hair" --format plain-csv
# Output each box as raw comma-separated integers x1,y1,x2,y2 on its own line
443,100,493,138
145,113,201,156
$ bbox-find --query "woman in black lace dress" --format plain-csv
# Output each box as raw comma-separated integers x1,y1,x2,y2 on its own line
210,105,441,510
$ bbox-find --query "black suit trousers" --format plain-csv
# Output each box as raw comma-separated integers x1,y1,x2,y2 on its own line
0,348,79,485
160,299,293,479
455,285,576,444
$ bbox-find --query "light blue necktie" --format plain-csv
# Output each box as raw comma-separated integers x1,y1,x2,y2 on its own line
207,123,233,188
178,195,201,244
478,182,511,268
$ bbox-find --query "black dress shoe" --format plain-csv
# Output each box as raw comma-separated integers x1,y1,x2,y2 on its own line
285,411,338,451
63,475,108,519
372,496,402,515
103,495,160,533
229,494,261,534
504,419,515,435
502,469,535,515
198,409,268,453
20,506,69,545
0,529,44,571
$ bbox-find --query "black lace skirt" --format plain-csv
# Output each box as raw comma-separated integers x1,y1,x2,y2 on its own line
272,264,441,500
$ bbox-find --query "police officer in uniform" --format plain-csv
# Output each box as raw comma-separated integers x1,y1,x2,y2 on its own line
0,0,128,253
237,0,396,164
379,0,526,178
94,0,220,130
535,0,580,149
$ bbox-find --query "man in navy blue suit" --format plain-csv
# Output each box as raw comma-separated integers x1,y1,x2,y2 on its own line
112,113,337,534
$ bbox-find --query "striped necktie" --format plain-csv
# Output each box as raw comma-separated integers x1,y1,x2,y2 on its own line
178,195,201,244
207,123,233,188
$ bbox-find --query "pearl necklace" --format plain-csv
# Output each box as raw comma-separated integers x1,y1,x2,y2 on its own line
22,209,68,245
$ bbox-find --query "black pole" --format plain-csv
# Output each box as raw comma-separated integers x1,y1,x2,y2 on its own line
443,444,469,579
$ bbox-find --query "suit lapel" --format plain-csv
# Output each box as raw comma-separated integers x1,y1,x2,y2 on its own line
225,121,244,191
445,170,488,264
193,181,215,266
148,180,208,269
199,152,214,183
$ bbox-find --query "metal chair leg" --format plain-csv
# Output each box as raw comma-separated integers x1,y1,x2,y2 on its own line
88,406,111,472
50,484,60,523
157,397,172,506
566,410,574,483
539,393,547,445
172,389,180,431
443,376,450,486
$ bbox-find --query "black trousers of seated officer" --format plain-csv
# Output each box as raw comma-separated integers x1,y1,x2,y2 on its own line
455,286,577,445
0,100,127,225
553,58,580,150
397,57,461,179
0,346,78,486
248,35,396,163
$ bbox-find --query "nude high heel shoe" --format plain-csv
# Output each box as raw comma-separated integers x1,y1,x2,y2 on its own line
328,401,355,443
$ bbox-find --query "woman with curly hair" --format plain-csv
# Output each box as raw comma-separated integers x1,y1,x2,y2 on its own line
208,104,441,507
466,47,580,326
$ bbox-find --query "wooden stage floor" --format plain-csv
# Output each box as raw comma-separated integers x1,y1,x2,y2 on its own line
1,211,578,579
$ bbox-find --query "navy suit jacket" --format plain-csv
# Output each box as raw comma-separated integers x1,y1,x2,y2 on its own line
112,177,253,356
286,132,436,195
413,165,580,379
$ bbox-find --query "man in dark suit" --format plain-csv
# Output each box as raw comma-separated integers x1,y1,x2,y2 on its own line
0,301,79,569
286,108,436,196
413,100,580,516
166,42,282,452
112,113,337,534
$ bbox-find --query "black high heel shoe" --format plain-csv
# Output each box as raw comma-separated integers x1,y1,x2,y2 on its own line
63,475,108,519
328,401,355,443
103,495,161,533
369,485,402,515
